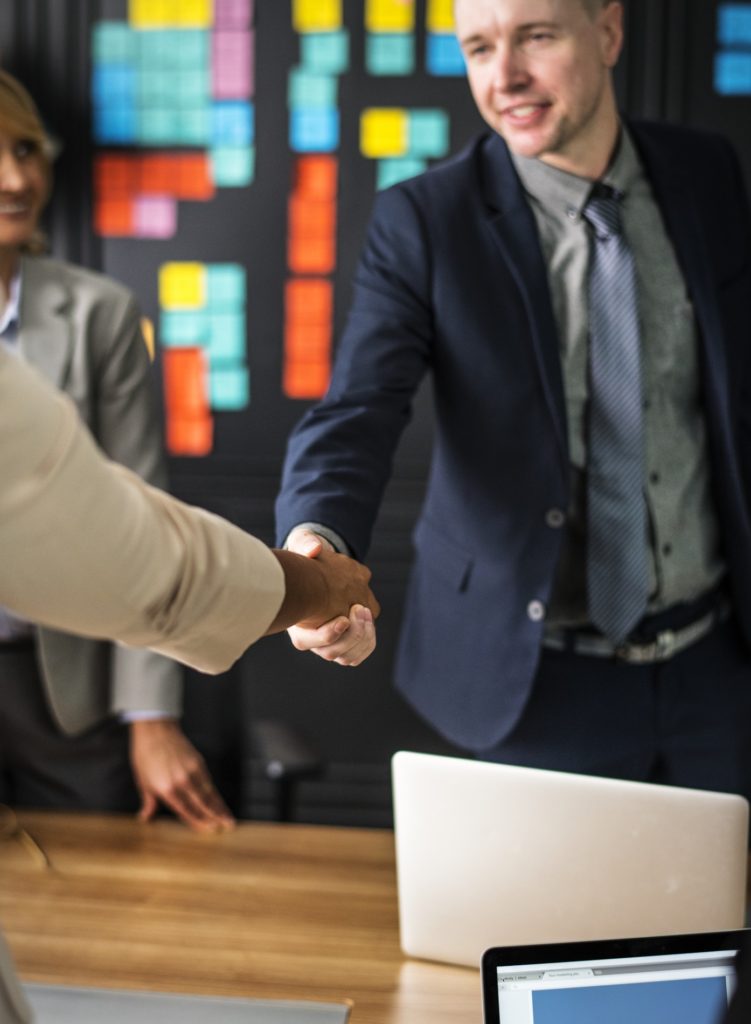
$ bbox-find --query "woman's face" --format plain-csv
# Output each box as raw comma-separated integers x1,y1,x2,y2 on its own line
0,129,48,253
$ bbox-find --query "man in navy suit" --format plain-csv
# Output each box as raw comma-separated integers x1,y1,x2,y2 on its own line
276,0,751,797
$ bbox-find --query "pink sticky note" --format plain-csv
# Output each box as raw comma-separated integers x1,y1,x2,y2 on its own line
133,195,177,238
214,0,252,29
212,30,253,99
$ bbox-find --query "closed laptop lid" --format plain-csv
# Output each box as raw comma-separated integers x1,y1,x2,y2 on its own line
391,752,749,967
482,930,748,1024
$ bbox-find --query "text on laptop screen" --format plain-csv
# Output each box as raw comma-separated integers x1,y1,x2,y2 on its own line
494,949,737,1024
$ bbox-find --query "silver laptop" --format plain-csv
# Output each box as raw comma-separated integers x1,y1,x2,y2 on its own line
481,929,748,1024
392,751,749,967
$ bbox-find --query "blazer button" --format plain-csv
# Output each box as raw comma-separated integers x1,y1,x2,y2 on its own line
527,600,545,622
545,508,565,528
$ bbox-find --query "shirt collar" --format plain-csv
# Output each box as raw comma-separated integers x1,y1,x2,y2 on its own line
510,126,644,224
0,269,22,338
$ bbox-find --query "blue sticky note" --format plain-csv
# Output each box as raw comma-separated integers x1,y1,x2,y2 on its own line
92,104,138,144
210,146,255,186
290,108,340,152
207,313,247,362
210,366,250,409
207,264,247,308
300,31,350,74
92,22,137,64
408,109,450,157
718,4,751,46
366,33,415,75
288,67,338,109
426,32,465,76
715,51,751,94
211,101,254,146
91,65,136,105
377,157,427,190
160,311,211,346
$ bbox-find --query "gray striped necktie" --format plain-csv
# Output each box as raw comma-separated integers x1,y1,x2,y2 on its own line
583,185,649,644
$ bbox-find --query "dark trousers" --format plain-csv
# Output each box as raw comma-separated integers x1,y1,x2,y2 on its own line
0,646,138,812
480,618,751,802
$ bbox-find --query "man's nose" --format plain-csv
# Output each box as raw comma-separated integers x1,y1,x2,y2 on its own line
492,45,530,92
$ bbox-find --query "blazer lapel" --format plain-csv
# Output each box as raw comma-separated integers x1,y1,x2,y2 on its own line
479,134,569,465
18,256,73,388
629,125,732,437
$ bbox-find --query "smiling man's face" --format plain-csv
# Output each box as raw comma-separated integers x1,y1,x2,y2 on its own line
455,0,623,178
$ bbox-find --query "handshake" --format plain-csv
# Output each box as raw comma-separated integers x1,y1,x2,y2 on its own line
269,528,379,667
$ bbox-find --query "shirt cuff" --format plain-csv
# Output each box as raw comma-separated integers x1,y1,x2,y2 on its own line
119,710,177,724
285,522,351,556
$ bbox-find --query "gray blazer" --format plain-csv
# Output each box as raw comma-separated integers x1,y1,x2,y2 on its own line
18,255,181,736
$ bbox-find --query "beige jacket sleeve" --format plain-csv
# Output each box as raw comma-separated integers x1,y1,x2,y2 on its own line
0,348,285,673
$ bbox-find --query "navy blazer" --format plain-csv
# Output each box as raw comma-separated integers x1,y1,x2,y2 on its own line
276,124,751,751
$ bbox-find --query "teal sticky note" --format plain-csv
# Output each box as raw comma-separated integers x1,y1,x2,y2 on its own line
366,33,415,76
160,311,211,346
176,68,210,105
210,146,255,186
92,22,137,64
207,313,247,361
408,109,450,158
300,31,350,74
178,106,211,145
177,30,210,71
137,30,174,69
377,157,427,190
137,107,180,145
137,69,174,106
288,68,338,110
210,366,250,409
207,264,246,308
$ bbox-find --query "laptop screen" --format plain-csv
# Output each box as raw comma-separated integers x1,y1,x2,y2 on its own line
482,932,746,1024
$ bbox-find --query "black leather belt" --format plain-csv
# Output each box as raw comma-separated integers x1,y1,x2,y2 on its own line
544,593,731,664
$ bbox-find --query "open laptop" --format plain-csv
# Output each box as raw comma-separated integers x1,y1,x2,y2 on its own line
391,752,749,967
481,930,748,1024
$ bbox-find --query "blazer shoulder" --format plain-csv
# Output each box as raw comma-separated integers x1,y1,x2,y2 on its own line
23,256,140,314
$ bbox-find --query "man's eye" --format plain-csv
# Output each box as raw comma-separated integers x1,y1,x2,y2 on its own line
14,140,38,159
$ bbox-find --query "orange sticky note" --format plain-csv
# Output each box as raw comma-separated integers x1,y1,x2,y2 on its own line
95,155,139,199
285,278,333,325
176,154,215,200
288,196,336,241
284,320,332,360
162,347,210,417
166,415,214,456
94,197,135,236
294,156,338,200
288,234,336,275
283,359,331,399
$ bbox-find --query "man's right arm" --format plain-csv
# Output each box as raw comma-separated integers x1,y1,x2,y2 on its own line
0,350,377,674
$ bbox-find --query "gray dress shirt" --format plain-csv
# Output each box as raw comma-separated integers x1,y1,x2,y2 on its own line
512,129,725,627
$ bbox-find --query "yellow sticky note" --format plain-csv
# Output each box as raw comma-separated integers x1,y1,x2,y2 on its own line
177,0,213,27
159,262,207,310
360,108,409,159
426,0,454,32
365,0,415,33
130,0,180,28
292,0,342,33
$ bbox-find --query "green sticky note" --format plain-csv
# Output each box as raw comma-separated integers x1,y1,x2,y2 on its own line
376,157,427,190
366,33,415,76
210,146,255,187
300,31,350,74
159,311,211,346
408,109,450,158
176,68,210,105
137,69,174,106
288,67,338,110
207,264,246,308
177,30,210,70
210,366,250,409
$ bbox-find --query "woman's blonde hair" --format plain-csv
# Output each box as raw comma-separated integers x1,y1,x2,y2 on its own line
0,69,54,253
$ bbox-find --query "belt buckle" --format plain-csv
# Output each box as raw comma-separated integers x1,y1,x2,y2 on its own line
616,629,676,664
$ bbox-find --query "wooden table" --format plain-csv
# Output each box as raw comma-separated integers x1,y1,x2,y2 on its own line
0,812,480,1023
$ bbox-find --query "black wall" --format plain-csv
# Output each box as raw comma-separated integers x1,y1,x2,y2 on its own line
4,0,750,825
